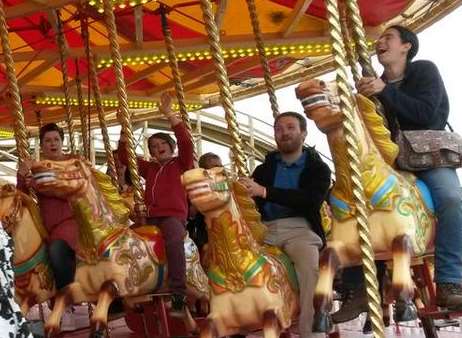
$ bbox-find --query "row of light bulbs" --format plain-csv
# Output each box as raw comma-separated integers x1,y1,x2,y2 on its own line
35,96,203,111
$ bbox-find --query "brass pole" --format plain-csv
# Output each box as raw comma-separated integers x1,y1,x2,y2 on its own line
75,58,90,160
55,10,76,153
199,0,248,177
324,0,384,336
81,15,118,188
245,0,280,118
160,6,197,164
103,0,146,223
340,5,360,83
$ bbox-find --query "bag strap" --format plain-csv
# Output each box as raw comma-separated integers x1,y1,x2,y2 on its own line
446,122,454,132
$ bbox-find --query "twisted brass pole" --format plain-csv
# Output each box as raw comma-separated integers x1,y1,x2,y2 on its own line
340,5,360,83
75,58,89,160
0,0,30,162
324,0,384,336
199,0,248,177
55,10,76,153
245,0,279,118
103,0,146,222
160,6,197,164
81,16,118,188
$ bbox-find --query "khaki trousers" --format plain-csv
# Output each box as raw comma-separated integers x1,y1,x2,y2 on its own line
265,217,323,338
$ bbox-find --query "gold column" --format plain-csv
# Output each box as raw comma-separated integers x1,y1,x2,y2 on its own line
81,17,118,188
55,10,76,153
103,0,146,222
340,6,360,83
245,0,279,118
160,6,197,163
324,0,384,336
199,0,248,177
0,0,30,162
75,58,90,160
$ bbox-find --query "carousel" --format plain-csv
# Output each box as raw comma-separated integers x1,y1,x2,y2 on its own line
1,0,462,337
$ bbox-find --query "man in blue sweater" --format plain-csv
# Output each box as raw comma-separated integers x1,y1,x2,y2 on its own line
333,25,462,323
240,111,331,337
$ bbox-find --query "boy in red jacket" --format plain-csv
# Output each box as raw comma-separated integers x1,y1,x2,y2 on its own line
118,93,194,316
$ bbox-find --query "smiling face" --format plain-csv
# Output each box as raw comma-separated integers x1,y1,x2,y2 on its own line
376,28,411,67
149,137,173,163
274,116,307,155
41,130,64,161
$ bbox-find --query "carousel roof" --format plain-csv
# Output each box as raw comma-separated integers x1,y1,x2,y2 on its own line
0,0,461,132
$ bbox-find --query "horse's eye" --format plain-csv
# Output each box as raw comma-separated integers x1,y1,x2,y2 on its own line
46,162,51,168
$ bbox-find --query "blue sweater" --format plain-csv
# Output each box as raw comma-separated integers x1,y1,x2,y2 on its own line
378,60,449,131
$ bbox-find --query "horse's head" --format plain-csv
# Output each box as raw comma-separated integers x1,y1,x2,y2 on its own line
31,158,92,198
295,79,343,133
182,167,231,215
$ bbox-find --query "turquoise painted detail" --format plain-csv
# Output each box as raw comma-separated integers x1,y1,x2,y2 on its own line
14,244,47,276
416,179,435,213
371,175,398,207
329,194,351,219
270,251,299,291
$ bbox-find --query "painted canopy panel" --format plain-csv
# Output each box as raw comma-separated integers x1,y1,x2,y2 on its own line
0,0,460,129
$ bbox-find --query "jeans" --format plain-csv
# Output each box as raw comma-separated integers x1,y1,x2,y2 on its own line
48,240,76,290
417,167,462,284
147,216,186,295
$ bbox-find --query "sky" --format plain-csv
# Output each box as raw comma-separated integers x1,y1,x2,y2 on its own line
204,5,462,170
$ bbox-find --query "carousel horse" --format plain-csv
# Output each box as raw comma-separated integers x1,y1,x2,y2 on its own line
0,183,55,314
182,167,299,338
295,79,436,331
30,158,208,337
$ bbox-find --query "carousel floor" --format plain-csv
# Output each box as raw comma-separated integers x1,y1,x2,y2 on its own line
27,304,462,338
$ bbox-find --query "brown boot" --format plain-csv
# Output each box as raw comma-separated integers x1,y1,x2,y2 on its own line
436,283,462,310
331,286,368,323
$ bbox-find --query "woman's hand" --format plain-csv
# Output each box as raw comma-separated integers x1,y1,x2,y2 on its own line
356,77,386,97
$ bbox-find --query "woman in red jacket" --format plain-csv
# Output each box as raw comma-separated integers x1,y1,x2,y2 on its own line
118,93,194,316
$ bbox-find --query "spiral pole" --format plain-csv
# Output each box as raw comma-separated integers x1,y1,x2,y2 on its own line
245,0,279,118
81,16,118,188
160,6,197,164
103,0,146,222
199,0,248,177
75,58,89,160
55,10,76,153
340,5,361,83
324,0,384,336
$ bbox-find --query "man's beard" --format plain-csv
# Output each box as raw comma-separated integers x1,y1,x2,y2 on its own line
276,137,302,154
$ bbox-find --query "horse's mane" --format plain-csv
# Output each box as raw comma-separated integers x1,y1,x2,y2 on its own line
356,94,399,166
231,181,267,245
92,169,131,224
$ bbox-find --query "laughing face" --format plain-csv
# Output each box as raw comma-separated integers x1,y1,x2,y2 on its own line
376,28,411,66
149,137,173,163
41,130,64,160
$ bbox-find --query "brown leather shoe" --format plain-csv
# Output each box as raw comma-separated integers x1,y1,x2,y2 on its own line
331,286,368,323
436,283,462,310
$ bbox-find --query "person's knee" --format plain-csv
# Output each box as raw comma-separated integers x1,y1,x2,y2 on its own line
437,188,462,212
48,240,69,260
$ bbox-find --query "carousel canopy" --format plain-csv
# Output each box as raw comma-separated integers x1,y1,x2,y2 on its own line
0,0,461,132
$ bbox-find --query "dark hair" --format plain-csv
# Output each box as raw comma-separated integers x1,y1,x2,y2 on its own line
388,25,419,61
148,132,176,152
198,152,221,169
274,111,307,132
39,123,64,145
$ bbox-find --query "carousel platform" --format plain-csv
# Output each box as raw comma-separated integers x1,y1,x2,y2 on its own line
27,304,462,338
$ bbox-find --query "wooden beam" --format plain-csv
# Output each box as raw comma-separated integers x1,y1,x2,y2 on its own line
103,63,165,94
17,57,59,87
282,0,314,37
6,0,78,20
134,6,144,49
215,0,228,29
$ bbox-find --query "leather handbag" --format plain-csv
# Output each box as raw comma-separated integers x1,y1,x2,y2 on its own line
396,129,462,171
